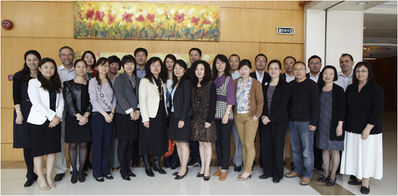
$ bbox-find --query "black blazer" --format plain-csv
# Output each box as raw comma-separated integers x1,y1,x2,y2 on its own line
262,79,290,123
170,79,193,121
63,80,92,117
317,83,345,141
250,71,271,86
306,73,324,89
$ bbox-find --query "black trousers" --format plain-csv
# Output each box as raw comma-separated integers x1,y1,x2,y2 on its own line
215,119,233,170
189,140,200,161
261,121,287,180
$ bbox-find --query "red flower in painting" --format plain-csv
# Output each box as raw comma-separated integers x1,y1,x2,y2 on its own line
146,14,155,23
78,14,82,19
202,20,211,25
108,14,116,25
87,22,92,28
94,10,105,22
136,15,145,22
174,13,185,23
191,17,200,25
85,9,94,20
122,12,134,23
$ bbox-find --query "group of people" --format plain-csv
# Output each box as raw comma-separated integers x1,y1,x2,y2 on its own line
13,46,384,194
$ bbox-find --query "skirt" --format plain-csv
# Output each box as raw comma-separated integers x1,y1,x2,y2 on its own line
340,131,383,180
114,113,139,141
168,112,191,142
31,121,61,157
65,112,91,143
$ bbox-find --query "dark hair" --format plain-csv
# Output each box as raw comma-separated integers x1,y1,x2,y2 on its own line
267,59,282,71
320,65,338,82
341,53,354,62
212,54,231,80
172,60,189,88
108,55,121,70
293,61,306,68
283,56,296,63
352,61,375,84
73,59,88,68
239,59,252,69
229,54,240,62
95,57,113,89
189,48,202,57
255,53,268,63
308,55,322,65
21,50,42,82
189,60,212,87
134,48,148,57
144,57,167,84
37,58,62,93
120,55,137,76
82,50,96,67
59,46,74,55
164,54,177,65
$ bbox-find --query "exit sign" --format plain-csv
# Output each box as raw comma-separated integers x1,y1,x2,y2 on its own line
277,27,295,34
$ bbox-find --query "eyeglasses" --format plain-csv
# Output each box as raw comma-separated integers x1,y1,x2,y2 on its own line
293,68,306,71
355,70,368,73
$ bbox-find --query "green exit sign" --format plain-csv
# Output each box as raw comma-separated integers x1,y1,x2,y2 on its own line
277,27,295,34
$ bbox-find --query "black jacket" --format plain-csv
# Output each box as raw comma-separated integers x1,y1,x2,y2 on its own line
63,80,92,117
262,79,290,123
170,79,193,121
250,71,271,86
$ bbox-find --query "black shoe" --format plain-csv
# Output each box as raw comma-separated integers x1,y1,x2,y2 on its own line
172,172,179,176
273,177,280,183
234,165,242,172
187,159,198,166
122,175,131,181
314,166,324,172
24,178,37,187
95,177,104,182
204,176,210,181
175,172,187,180
128,171,136,177
317,175,330,182
54,173,65,182
360,186,370,194
105,175,113,180
143,155,154,177
78,174,85,183
350,175,357,181
348,179,362,185
71,173,78,184
326,178,336,186
153,156,166,174
259,174,271,179
197,173,204,177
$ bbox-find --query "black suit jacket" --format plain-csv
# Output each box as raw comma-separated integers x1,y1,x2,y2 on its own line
262,79,290,123
170,79,193,121
306,73,324,89
250,71,271,86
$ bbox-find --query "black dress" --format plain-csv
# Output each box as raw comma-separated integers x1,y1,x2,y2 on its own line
114,113,139,140
13,72,32,148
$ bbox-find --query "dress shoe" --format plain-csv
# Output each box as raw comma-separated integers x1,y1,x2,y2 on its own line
326,178,336,186
350,175,357,181
237,174,251,181
24,176,37,187
213,168,221,176
128,171,136,177
122,175,131,181
234,165,242,172
204,176,210,181
348,179,362,185
71,173,78,184
219,171,227,181
95,177,104,182
273,178,280,183
285,171,302,178
300,177,311,186
78,174,85,183
153,156,166,174
360,185,370,194
54,173,65,182
197,173,204,178
314,166,324,173
259,174,271,179
175,171,187,180
317,175,330,182
172,172,179,176
105,175,114,180
187,159,199,166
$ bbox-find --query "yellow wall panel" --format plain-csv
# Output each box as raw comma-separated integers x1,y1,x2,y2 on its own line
1,144,23,161
1,109,14,143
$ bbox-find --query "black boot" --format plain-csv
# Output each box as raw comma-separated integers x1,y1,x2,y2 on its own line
143,155,154,177
153,156,166,174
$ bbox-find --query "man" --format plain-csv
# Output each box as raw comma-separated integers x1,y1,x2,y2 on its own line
306,55,324,172
134,48,148,79
335,53,354,91
250,53,270,168
229,54,243,172
187,47,202,167
281,56,296,83
54,46,76,182
285,61,320,186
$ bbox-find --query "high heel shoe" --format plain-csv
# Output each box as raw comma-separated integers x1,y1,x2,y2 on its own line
78,172,86,183
237,174,251,181
174,167,188,180
197,173,204,177
204,176,210,181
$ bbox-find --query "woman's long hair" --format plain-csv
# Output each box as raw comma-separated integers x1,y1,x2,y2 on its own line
37,58,62,93
189,60,212,87
212,54,231,80
144,57,167,84
95,57,113,89
164,54,177,80
82,50,96,68
21,50,41,82
172,60,189,88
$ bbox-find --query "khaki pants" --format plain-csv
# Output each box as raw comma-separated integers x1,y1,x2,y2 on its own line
235,113,259,173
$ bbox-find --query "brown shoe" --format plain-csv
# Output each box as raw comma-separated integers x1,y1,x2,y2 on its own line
219,171,227,181
300,177,311,185
213,168,221,176
285,171,302,178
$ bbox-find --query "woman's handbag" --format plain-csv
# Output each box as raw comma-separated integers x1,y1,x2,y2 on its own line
164,127,175,157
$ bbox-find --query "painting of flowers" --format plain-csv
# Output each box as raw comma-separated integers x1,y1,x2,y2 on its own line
73,1,220,41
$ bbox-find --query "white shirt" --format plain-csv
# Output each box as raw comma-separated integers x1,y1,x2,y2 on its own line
308,72,320,83
255,70,265,84
335,71,353,91
285,73,295,83
57,64,76,86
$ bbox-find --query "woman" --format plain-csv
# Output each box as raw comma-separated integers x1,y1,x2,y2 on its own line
13,50,41,187
27,58,63,190
89,57,116,182
113,55,141,181
190,60,217,181
234,59,264,181
315,66,345,186
169,60,192,180
212,54,235,181
259,60,289,183
139,57,168,177
82,50,96,79
341,61,384,194
63,59,92,184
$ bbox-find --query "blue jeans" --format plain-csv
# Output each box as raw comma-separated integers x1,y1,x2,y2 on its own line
288,121,314,179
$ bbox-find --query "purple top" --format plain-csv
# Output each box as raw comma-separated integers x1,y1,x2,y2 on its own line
214,74,235,120
89,78,117,112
